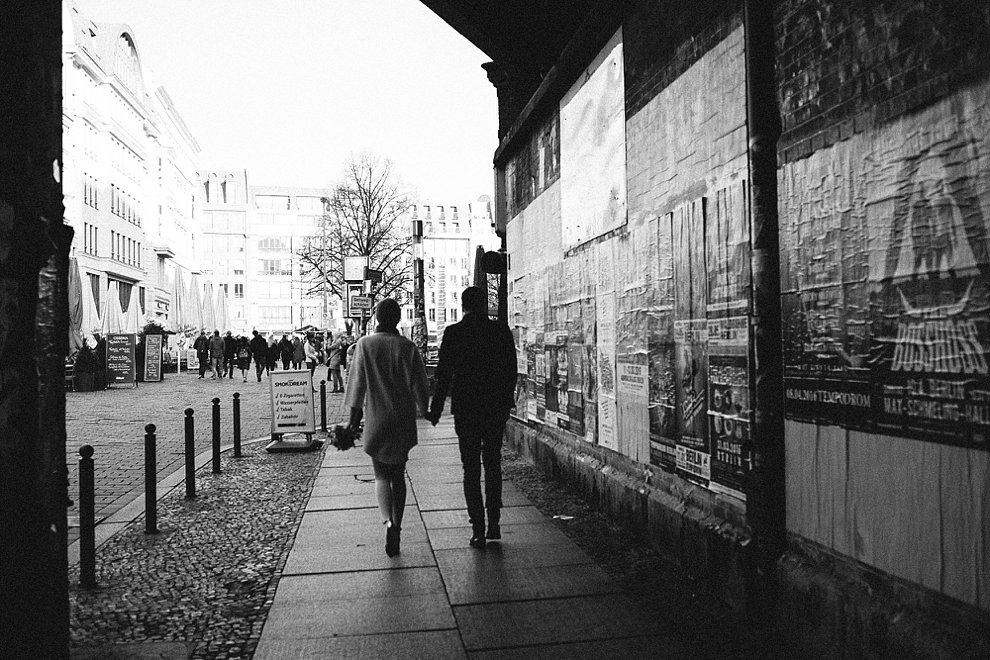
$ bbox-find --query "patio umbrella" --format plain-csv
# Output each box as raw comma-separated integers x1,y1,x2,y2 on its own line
201,281,217,333
186,275,204,333
123,283,142,334
81,270,100,336
68,257,84,352
100,281,126,335
215,286,230,333
170,266,186,333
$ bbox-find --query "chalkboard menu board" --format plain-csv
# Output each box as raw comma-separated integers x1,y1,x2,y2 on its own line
106,333,136,387
144,334,162,382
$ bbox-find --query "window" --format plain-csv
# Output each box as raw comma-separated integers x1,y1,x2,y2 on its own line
234,283,244,298
89,273,100,310
406,308,413,320
258,236,287,251
256,195,290,210
428,308,435,321
259,259,292,276
296,196,326,212
139,287,145,315
450,309,458,321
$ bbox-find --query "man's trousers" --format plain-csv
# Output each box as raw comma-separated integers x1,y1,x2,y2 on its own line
454,412,509,532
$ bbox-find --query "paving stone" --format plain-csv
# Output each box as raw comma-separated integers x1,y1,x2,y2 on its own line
434,542,593,573
427,523,571,550
282,541,437,575
466,635,689,659
263,592,455,638
442,563,620,605
275,567,445,601
422,506,545,529
254,630,465,660
454,594,663,650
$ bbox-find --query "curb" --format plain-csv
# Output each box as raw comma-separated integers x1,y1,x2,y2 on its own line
67,434,324,568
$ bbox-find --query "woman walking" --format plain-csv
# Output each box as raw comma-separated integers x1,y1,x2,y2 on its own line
291,336,304,370
236,336,252,382
326,333,347,392
344,299,429,557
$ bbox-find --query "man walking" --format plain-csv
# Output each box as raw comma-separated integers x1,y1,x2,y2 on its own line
426,287,517,548
193,331,209,379
223,331,237,378
209,330,225,380
249,330,268,383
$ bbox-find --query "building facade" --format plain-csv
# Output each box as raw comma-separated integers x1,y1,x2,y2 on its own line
403,197,499,341
195,177,334,334
62,0,204,333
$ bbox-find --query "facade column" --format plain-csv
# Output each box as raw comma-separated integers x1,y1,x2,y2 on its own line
0,1,70,656
744,0,786,616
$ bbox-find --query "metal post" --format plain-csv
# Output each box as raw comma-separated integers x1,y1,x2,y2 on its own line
78,445,96,589
144,424,158,534
212,397,221,474
184,408,196,499
232,392,242,458
320,380,327,432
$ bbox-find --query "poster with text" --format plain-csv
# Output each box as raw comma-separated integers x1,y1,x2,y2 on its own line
707,316,749,500
269,370,315,435
674,319,709,485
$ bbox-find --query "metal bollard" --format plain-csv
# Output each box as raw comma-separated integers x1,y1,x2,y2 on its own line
144,424,158,534
184,408,196,499
78,445,97,589
232,392,242,458
320,380,327,433
212,397,221,474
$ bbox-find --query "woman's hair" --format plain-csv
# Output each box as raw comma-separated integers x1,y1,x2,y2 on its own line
375,298,401,327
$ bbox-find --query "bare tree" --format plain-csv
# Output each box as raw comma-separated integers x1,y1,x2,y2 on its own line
298,154,413,314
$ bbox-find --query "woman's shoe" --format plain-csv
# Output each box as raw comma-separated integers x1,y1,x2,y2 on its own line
385,522,401,557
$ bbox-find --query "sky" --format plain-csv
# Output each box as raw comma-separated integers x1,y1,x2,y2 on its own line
77,0,498,204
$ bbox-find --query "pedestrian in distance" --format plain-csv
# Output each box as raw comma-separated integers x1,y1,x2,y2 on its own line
425,286,517,549
223,330,237,378
304,334,319,378
326,333,347,392
278,334,293,370
193,330,210,379
345,298,429,557
249,330,268,382
207,330,225,380
266,335,279,374
291,336,305,370
236,336,252,382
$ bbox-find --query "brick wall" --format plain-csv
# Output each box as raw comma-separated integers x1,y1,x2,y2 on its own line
624,0,741,119
776,0,990,163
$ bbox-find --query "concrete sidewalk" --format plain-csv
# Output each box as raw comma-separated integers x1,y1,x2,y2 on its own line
255,418,690,658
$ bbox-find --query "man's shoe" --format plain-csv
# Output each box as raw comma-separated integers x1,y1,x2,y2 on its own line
469,527,487,549
486,523,501,540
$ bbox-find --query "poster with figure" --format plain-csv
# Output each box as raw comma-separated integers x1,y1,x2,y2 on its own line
780,94,990,449
674,320,710,484
648,312,677,471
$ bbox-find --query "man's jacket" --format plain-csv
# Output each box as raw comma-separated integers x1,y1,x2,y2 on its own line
430,312,516,420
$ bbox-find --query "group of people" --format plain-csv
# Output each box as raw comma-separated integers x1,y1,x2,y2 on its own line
345,286,516,557
191,329,355,385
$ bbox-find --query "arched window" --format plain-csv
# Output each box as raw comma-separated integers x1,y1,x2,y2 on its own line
113,34,143,96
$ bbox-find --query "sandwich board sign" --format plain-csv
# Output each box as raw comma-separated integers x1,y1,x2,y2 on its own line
266,370,321,452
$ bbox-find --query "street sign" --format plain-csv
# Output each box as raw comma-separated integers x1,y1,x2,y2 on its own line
364,267,383,283
350,295,373,310
344,255,368,282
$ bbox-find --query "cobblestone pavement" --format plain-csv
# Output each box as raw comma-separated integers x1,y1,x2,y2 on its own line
69,441,326,660
66,367,347,532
